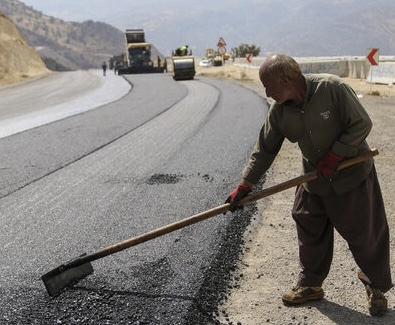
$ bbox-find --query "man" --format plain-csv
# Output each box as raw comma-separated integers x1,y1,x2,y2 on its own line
225,54,392,316
102,61,107,76
176,45,189,56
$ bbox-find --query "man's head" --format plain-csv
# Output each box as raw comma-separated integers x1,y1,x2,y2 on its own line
259,54,303,104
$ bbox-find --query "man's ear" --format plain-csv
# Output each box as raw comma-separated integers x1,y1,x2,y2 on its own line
279,76,289,85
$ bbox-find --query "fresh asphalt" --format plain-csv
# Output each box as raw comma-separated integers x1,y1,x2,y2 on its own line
0,71,268,324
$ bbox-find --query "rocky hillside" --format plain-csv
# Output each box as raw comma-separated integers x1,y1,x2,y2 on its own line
0,12,49,86
0,0,126,71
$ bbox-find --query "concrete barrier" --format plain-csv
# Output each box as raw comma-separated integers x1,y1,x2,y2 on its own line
367,62,395,85
234,56,395,81
347,59,370,79
298,60,348,77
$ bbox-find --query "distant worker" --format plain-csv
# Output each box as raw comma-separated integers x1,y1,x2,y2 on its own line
164,58,167,73
176,45,188,56
102,61,107,76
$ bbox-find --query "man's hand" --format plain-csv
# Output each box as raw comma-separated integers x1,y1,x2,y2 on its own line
317,150,342,176
225,183,252,212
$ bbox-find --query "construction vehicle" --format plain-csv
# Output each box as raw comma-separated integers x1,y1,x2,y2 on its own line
171,46,195,81
118,29,164,74
205,48,230,66
206,48,215,59
171,55,195,80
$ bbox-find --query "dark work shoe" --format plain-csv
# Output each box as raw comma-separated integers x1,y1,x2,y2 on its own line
357,270,388,316
365,285,388,317
282,286,324,306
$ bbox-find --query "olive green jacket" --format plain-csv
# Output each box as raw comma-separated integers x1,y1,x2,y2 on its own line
242,73,373,196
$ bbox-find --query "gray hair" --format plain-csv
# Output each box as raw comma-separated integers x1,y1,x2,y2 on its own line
260,53,302,80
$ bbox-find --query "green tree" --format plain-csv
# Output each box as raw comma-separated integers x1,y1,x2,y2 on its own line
231,43,260,58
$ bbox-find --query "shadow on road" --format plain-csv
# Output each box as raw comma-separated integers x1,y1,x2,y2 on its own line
315,299,395,324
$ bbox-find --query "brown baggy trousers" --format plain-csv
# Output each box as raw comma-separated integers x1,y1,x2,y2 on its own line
292,166,393,292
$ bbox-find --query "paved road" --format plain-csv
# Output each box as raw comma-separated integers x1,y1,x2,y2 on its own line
0,72,268,324
0,70,130,139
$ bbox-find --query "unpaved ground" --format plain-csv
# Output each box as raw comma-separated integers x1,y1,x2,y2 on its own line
196,63,395,325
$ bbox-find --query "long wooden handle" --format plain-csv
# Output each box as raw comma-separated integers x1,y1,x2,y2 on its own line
69,149,378,267
241,148,378,205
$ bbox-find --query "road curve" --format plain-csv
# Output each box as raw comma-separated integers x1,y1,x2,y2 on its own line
0,70,131,139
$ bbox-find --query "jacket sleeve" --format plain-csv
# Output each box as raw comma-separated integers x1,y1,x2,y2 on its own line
242,106,285,184
331,82,373,157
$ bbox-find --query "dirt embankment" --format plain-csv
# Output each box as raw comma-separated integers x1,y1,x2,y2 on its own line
196,63,395,324
0,13,50,87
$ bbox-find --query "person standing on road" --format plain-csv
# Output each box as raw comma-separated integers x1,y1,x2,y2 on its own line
225,53,392,316
102,61,107,76
113,60,117,75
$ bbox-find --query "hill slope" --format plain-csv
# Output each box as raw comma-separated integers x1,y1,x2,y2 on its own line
1,0,126,70
0,12,49,86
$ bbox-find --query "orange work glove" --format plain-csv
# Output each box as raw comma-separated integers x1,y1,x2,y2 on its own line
225,183,252,212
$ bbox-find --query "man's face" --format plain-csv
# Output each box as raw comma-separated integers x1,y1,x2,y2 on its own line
260,75,290,104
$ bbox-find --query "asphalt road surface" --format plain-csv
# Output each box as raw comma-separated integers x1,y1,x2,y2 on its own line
0,70,130,139
0,71,268,324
